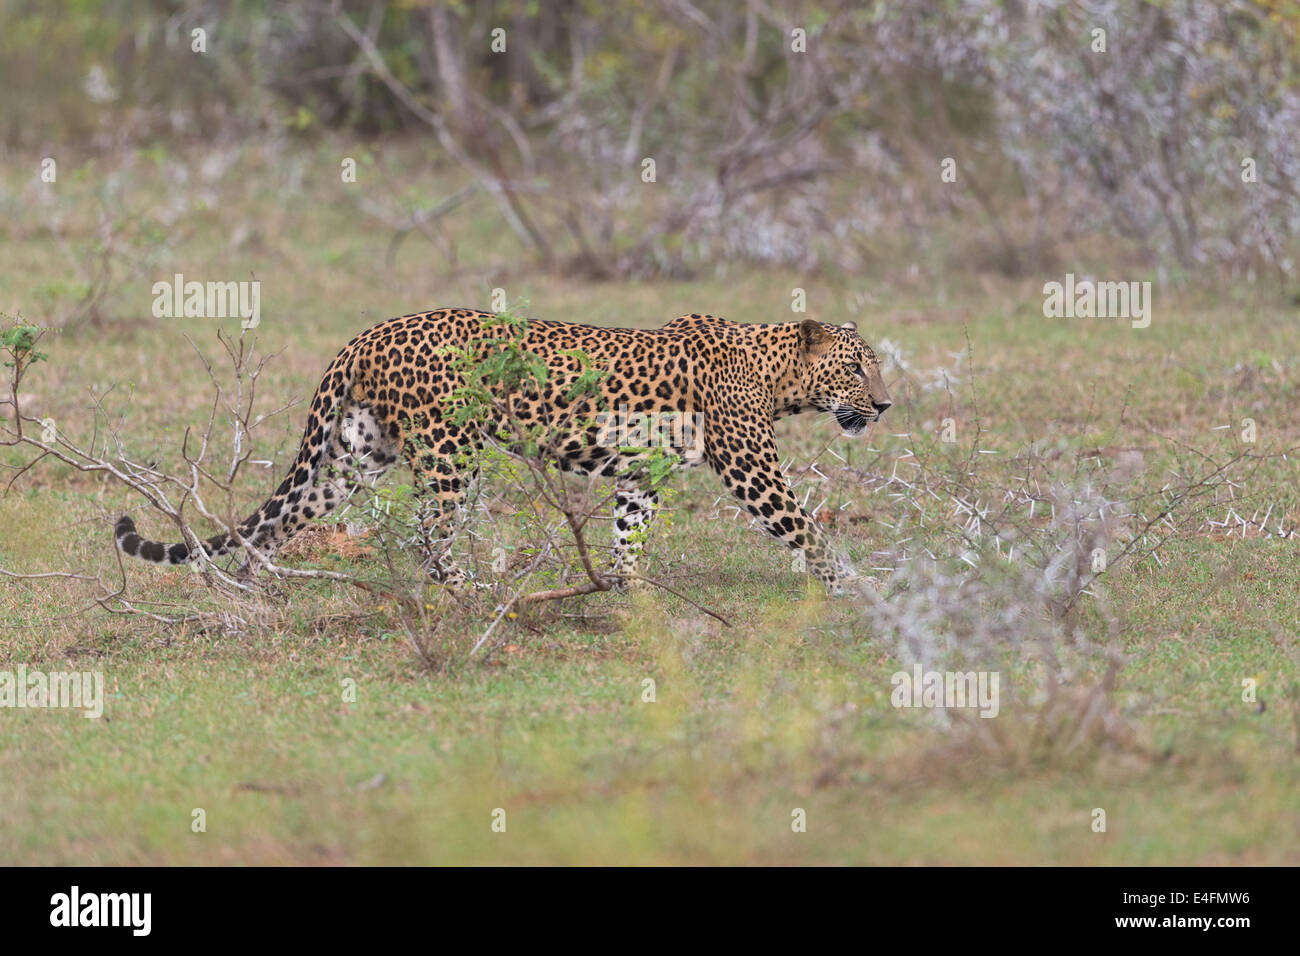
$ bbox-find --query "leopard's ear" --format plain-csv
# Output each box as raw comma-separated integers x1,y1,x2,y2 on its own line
841,320,858,333
799,319,834,356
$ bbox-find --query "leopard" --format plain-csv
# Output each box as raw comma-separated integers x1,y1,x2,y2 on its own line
115,308,892,594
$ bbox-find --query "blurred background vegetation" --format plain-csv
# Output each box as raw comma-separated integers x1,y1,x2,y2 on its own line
2,0,1297,291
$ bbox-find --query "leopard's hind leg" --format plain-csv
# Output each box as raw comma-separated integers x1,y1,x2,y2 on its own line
236,400,401,575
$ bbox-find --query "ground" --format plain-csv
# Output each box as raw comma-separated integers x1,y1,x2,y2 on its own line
0,142,1296,864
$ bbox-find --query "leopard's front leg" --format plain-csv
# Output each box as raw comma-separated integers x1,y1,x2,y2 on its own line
704,404,849,594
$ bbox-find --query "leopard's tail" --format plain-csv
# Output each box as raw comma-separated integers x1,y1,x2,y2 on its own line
115,358,351,566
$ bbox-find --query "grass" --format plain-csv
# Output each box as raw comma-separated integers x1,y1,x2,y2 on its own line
0,139,1297,864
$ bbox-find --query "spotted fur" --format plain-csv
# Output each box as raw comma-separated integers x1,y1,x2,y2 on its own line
115,309,892,592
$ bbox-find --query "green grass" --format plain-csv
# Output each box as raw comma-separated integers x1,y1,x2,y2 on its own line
1,537,1296,864
0,140,1297,864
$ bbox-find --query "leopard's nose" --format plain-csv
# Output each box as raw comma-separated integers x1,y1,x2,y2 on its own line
872,400,892,414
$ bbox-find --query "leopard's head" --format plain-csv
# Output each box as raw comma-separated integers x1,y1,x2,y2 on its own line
797,319,892,436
